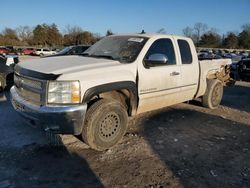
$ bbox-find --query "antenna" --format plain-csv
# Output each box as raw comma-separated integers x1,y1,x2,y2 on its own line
141,30,146,34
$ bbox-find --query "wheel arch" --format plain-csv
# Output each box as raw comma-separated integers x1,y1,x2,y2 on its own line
82,81,138,116
202,78,223,109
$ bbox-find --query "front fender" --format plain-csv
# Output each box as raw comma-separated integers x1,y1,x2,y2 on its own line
82,81,138,115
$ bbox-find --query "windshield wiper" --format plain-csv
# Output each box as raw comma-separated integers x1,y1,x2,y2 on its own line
81,53,116,61
81,53,90,56
81,53,114,59
90,55,115,60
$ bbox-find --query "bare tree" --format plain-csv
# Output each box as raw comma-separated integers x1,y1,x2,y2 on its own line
1,28,20,45
32,23,62,47
63,25,98,45
2,28,16,36
182,26,193,37
64,25,83,35
223,32,238,49
193,22,208,45
16,26,33,44
242,23,250,33
63,25,83,45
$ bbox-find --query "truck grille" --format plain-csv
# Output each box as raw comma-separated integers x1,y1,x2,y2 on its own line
14,73,45,105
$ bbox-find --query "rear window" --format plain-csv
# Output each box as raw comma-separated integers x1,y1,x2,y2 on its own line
178,39,193,64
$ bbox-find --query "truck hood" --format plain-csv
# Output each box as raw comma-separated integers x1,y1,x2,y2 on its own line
19,55,122,75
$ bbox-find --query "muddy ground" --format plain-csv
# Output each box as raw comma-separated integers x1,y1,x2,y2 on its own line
0,81,249,188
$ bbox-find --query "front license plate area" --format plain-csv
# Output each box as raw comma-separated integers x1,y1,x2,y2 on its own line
12,99,25,111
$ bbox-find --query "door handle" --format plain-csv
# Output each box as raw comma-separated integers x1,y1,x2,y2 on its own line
170,71,180,76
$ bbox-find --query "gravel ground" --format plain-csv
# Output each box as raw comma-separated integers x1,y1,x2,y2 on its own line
0,79,249,188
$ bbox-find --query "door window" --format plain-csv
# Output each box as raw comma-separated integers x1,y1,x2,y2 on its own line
145,39,176,66
177,39,193,64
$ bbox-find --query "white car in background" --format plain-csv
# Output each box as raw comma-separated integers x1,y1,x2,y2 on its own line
34,48,57,57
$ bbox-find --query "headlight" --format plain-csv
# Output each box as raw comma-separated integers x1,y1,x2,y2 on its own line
47,81,81,104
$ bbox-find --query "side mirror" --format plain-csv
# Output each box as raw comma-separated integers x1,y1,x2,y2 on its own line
144,53,168,67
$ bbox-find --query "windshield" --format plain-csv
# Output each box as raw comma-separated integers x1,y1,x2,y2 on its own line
57,46,73,54
83,35,148,63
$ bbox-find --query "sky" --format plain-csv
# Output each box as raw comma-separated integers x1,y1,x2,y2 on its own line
1,0,250,36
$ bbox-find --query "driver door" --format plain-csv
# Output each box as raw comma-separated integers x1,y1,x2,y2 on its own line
137,38,182,114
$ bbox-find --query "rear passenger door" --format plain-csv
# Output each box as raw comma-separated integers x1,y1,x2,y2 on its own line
177,39,199,101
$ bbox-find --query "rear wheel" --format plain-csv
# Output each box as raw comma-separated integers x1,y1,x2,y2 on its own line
202,79,223,109
82,99,128,151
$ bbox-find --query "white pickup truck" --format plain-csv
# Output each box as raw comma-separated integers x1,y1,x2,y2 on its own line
11,33,232,150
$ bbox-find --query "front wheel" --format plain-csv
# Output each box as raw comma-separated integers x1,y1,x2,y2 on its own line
82,99,128,151
202,79,223,109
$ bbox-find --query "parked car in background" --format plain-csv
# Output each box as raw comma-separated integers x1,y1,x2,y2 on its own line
22,48,35,55
0,55,19,91
0,55,5,63
34,48,57,56
0,47,9,55
46,45,90,57
5,55,19,66
198,52,222,60
199,49,212,54
230,62,240,80
51,48,61,53
217,50,226,57
5,46,17,55
223,53,242,63
238,59,250,81
240,51,249,59
16,48,23,55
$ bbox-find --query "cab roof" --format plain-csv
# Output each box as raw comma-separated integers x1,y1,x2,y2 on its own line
110,33,190,40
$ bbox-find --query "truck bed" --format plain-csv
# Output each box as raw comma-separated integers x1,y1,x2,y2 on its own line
196,58,232,98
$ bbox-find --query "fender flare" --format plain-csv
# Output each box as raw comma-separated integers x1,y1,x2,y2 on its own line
83,81,138,116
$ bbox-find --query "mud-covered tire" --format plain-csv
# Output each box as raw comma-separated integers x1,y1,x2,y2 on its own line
82,99,128,151
202,79,223,109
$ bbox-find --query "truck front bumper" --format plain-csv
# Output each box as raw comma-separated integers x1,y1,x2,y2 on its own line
10,86,87,135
